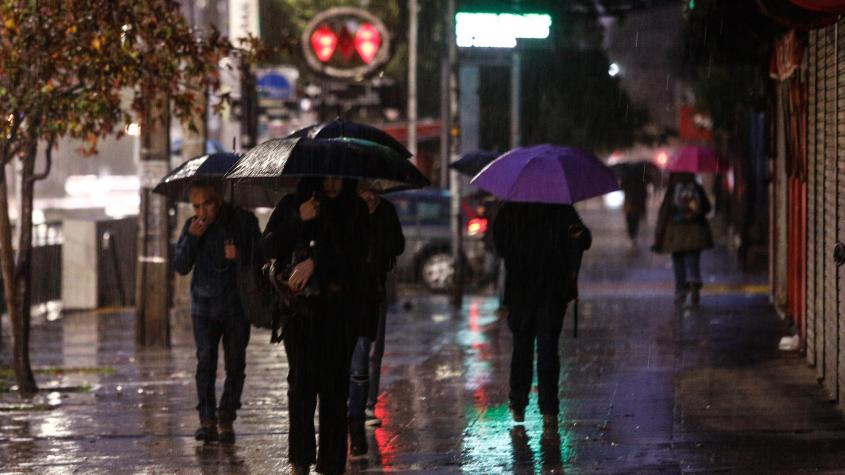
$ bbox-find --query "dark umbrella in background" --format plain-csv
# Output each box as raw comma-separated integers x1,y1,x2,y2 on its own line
610,160,662,187
288,118,413,158
153,152,283,207
449,150,499,177
224,136,429,192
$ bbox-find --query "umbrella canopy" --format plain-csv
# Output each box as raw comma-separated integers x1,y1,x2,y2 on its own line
470,144,619,204
449,151,499,177
224,136,429,192
153,153,283,207
288,118,412,158
666,145,724,173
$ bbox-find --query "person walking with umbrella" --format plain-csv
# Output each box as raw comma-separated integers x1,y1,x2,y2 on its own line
172,179,261,444
262,176,368,475
651,172,713,307
472,145,617,435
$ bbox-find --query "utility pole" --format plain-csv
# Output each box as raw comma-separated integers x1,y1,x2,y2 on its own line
407,0,418,160
446,0,464,309
135,96,171,346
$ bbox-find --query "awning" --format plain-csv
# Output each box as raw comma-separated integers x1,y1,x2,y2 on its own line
757,0,837,30
789,0,845,14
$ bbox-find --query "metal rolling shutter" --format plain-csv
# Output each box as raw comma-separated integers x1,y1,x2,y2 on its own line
808,29,818,367
823,24,838,401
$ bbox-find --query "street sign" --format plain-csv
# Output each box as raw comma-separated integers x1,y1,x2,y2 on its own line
257,67,297,100
455,12,551,48
301,7,391,79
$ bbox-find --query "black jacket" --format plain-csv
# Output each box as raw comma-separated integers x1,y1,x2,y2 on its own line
357,198,405,338
493,202,591,309
261,184,369,299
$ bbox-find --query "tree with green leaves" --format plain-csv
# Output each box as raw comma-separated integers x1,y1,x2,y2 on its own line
0,0,255,393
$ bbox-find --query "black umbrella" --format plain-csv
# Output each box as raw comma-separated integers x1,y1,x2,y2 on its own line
449,150,499,177
224,136,430,192
152,152,283,207
288,118,412,158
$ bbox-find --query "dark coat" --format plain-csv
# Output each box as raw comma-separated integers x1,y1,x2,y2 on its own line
493,202,592,311
174,203,260,318
357,199,405,339
261,179,369,299
653,179,713,254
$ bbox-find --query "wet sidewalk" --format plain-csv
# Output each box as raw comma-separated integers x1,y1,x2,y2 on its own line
3,205,845,474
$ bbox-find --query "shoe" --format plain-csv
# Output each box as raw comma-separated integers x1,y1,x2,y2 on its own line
673,290,687,306
194,419,218,443
688,282,702,307
218,419,235,444
290,463,310,475
542,414,559,436
511,406,525,423
364,408,382,427
349,419,368,459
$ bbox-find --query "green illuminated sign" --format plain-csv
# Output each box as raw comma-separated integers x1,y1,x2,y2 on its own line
456,12,551,48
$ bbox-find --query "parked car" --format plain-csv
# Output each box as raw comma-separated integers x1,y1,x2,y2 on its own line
383,189,497,292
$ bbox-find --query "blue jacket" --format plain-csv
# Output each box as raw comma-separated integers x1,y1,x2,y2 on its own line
173,204,260,318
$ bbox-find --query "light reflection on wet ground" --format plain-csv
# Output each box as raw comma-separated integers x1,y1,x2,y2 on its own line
3,205,845,473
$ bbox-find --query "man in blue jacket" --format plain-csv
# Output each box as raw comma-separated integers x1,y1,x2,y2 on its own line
173,181,260,444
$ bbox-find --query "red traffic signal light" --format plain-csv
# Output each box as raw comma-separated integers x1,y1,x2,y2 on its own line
310,25,338,63
354,22,381,64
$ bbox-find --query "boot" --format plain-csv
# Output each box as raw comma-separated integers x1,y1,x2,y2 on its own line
510,406,525,423
688,282,702,307
194,419,218,443
673,289,687,306
349,419,368,458
218,409,236,444
290,463,310,475
542,414,559,438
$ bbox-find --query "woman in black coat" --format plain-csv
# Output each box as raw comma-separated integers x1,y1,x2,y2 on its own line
493,202,591,434
262,176,368,475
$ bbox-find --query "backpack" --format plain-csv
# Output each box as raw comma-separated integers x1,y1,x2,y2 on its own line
672,182,702,222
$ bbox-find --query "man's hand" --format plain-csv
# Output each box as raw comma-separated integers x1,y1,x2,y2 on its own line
287,258,315,293
224,239,237,260
188,216,209,237
299,194,320,221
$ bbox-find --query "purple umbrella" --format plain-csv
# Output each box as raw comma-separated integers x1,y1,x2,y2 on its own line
470,144,620,204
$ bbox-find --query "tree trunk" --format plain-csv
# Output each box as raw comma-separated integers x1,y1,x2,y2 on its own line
13,144,37,393
0,154,36,393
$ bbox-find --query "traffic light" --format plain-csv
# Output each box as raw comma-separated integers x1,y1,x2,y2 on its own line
310,25,338,63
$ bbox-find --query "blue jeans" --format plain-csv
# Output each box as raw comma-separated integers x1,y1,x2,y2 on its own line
191,314,251,422
348,336,373,421
367,302,388,411
671,251,702,292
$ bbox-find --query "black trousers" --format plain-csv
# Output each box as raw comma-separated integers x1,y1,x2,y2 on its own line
507,291,568,416
191,314,250,422
283,297,355,474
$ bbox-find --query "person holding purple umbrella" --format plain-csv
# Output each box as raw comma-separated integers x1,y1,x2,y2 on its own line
651,172,714,307
493,202,592,435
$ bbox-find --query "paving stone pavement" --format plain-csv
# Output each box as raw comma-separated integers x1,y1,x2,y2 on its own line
2,204,845,474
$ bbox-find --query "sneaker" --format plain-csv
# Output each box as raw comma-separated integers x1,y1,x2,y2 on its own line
364,408,381,427
194,419,218,443
349,419,368,459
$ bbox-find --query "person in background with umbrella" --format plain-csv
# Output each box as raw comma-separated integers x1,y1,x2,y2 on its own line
262,176,368,475
612,161,659,248
651,172,713,307
474,145,615,436
172,180,261,444
347,181,405,458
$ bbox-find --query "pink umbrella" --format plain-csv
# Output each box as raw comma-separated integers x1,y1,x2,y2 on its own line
666,145,725,173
